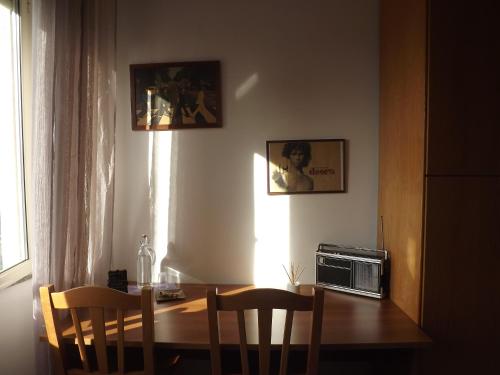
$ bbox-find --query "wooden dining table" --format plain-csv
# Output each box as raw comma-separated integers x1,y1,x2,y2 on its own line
44,284,431,373
52,284,430,350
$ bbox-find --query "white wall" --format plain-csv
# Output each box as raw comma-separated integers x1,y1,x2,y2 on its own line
113,0,379,285
0,279,35,375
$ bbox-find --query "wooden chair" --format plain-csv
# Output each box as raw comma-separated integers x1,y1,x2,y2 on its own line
40,284,178,375
207,287,324,375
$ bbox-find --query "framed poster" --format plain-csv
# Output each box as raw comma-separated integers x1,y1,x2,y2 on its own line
129,60,222,130
266,139,346,195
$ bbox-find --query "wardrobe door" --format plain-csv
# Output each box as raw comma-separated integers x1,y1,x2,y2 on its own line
379,0,426,323
422,176,500,374
427,0,500,175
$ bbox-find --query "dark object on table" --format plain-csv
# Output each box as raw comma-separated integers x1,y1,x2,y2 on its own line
316,243,390,299
108,269,128,293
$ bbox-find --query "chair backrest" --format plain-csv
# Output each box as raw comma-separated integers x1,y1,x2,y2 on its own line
39,284,155,375
207,287,324,375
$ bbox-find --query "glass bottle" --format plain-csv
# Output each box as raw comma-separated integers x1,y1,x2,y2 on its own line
137,234,156,289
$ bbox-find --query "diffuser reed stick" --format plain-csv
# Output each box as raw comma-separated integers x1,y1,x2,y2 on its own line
282,262,305,285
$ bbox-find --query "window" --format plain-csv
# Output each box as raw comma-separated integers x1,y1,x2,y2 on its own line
0,0,29,288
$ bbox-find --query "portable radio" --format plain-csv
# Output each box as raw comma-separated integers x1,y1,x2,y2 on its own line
315,243,389,299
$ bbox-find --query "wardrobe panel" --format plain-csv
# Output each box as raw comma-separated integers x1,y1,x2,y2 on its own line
422,176,500,373
427,1,500,175
379,0,426,323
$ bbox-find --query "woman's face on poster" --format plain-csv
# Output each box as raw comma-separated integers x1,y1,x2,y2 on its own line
289,148,305,168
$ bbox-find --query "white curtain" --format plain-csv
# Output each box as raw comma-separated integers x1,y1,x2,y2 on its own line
30,0,116,373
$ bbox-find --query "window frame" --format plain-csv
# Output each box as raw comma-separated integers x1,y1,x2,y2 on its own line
0,259,31,289
0,0,31,290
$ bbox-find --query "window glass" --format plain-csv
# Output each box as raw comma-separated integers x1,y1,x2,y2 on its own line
0,0,28,273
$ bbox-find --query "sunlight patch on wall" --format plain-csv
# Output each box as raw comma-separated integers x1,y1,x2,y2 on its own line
235,73,259,100
253,153,290,287
148,131,173,279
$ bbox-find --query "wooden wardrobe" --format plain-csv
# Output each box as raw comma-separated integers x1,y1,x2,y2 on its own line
379,0,500,373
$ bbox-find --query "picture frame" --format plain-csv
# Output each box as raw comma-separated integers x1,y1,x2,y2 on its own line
129,60,222,130
266,139,346,195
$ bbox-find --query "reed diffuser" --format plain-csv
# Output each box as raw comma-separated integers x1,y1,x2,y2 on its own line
282,262,304,293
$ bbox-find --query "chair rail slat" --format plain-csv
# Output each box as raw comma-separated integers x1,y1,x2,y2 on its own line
237,310,250,375
141,288,154,375
307,287,325,375
117,309,125,375
207,289,222,375
258,308,272,375
90,307,109,373
70,308,90,372
279,309,294,375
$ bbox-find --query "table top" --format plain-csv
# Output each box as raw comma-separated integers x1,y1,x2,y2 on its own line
57,284,431,350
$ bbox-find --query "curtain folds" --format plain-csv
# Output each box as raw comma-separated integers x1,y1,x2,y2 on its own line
30,0,116,373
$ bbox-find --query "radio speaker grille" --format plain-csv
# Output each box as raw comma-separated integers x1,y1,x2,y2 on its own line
354,262,380,292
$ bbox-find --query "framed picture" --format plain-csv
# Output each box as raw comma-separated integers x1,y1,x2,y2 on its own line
129,60,222,130
266,139,346,195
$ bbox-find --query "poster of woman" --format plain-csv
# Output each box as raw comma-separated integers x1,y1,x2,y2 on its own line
266,139,346,194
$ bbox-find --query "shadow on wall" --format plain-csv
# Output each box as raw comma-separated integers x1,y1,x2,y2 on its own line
163,241,204,284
